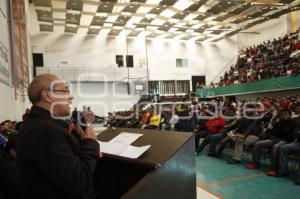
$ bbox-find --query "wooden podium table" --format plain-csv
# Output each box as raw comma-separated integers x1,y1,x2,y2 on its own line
94,128,196,199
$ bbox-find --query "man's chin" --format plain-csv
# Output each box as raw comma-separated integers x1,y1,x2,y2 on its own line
51,111,72,119
63,111,72,118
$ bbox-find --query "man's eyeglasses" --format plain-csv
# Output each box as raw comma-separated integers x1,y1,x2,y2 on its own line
47,89,70,94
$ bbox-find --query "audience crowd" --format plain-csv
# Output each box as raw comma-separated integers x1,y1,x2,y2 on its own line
1,94,300,198
212,29,300,87
106,94,300,185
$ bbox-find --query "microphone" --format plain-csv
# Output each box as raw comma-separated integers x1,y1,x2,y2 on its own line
107,124,116,134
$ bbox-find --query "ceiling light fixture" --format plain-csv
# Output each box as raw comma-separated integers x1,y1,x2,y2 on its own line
250,2,286,7
240,31,260,34
133,23,199,31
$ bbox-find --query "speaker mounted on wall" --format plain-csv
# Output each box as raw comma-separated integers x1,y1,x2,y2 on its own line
32,53,44,77
32,53,44,67
126,55,134,68
116,55,124,67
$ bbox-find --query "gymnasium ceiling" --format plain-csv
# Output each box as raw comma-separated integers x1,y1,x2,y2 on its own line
30,0,300,42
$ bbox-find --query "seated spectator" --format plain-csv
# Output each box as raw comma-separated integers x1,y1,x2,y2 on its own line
143,115,161,129
246,109,296,176
0,120,18,137
107,112,116,128
195,111,225,155
126,112,141,129
259,106,281,140
276,103,300,180
193,109,209,153
161,111,177,131
142,108,161,129
0,135,20,199
0,121,17,154
140,110,151,128
227,113,261,164
208,115,249,157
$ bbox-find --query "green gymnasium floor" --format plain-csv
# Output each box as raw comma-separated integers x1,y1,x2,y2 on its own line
196,153,300,199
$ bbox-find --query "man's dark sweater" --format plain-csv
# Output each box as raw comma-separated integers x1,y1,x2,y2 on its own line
270,119,296,142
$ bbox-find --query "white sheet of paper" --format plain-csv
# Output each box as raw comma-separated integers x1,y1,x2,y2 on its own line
97,132,150,158
98,141,108,152
109,132,143,145
98,141,129,155
119,145,151,159
97,141,151,158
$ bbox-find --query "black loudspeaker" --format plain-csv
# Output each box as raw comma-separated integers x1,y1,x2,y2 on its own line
116,55,124,67
126,55,134,68
32,53,44,67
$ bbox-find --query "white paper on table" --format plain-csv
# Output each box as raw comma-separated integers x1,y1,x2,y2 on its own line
98,141,128,155
109,132,143,145
118,145,151,159
97,141,108,152
97,141,151,158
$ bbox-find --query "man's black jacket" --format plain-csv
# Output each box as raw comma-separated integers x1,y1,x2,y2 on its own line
17,106,100,199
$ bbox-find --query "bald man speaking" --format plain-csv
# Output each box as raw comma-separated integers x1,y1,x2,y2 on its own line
17,74,100,199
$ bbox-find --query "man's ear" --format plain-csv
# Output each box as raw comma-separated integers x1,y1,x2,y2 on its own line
41,90,52,103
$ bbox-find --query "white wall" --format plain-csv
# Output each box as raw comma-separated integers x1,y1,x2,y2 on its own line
204,37,238,84
29,4,214,84
0,0,31,122
70,82,140,117
30,32,208,80
0,84,29,122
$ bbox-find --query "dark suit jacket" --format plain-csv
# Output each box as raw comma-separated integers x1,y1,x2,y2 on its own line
17,106,100,199
0,155,20,199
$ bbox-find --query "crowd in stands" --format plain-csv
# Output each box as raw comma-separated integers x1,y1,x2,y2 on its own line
0,120,20,199
106,94,300,184
212,28,300,87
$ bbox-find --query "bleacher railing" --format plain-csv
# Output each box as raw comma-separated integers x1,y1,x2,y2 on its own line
36,66,148,82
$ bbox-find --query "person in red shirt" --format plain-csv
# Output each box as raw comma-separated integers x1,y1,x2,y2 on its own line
195,112,225,155
205,114,225,134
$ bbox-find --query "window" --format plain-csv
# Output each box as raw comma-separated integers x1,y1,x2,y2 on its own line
160,81,175,94
176,80,190,93
148,80,190,95
176,58,188,68
148,81,159,94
